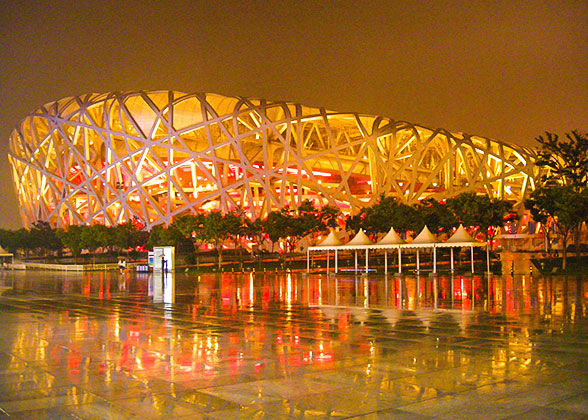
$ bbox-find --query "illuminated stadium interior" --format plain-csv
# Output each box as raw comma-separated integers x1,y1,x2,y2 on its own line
8,91,541,229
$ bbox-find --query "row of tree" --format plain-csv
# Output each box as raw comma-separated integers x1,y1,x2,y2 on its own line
0,220,147,261
0,191,515,268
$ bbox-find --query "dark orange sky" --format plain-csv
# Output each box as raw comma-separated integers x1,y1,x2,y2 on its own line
0,0,586,229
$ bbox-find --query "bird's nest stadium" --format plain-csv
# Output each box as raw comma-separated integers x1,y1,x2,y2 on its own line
8,91,540,229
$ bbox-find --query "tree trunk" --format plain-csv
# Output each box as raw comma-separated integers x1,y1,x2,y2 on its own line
217,241,222,270
574,223,582,258
561,230,570,270
544,230,552,255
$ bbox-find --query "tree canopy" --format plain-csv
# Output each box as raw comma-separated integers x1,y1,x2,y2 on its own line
525,186,588,268
525,130,588,268
535,130,588,189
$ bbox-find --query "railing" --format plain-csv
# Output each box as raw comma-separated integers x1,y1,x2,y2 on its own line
10,262,142,271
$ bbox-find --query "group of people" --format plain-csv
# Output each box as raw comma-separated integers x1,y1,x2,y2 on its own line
117,255,168,274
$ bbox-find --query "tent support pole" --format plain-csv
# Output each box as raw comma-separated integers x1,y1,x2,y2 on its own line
471,246,474,273
451,248,454,272
486,245,491,275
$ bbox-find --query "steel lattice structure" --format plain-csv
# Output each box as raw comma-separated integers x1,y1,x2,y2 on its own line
8,91,541,228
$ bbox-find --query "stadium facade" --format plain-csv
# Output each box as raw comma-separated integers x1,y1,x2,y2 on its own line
8,91,540,229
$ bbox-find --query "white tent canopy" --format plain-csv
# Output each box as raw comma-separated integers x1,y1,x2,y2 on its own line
0,245,14,266
437,224,486,248
377,227,405,273
377,227,405,246
408,225,438,246
435,224,488,273
315,230,343,248
307,224,489,275
340,229,374,249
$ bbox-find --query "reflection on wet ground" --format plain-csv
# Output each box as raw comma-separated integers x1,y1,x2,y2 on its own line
0,263,587,419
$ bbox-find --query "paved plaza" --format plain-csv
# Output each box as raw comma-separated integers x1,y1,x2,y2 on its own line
0,257,587,419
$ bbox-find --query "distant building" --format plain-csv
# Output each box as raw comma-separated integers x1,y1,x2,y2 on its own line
8,91,541,228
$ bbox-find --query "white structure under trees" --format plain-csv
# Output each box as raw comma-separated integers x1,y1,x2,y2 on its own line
307,225,488,275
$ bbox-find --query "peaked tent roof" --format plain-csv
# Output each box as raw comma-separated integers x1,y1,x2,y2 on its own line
347,229,374,246
411,225,438,244
316,230,343,247
0,246,13,256
378,227,405,245
446,224,475,243
437,224,487,248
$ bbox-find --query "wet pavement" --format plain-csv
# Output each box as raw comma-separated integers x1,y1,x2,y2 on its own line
0,256,587,419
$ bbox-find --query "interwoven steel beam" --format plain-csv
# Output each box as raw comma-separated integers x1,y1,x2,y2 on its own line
8,91,541,228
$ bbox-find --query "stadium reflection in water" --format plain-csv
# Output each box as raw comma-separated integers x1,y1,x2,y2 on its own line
0,267,587,419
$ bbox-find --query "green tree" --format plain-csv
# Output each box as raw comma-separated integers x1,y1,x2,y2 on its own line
533,130,588,258
148,224,190,250
0,229,20,254
13,228,35,257
415,198,456,236
97,225,116,252
535,130,588,188
56,226,84,262
244,218,267,252
79,224,112,263
30,221,62,257
223,212,247,264
447,192,512,248
296,200,342,245
262,208,307,254
197,211,244,269
390,200,421,237
263,210,286,252
171,213,204,266
113,222,146,256
525,186,588,269
524,190,555,254
345,214,363,237
358,194,398,238
317,204,341,231
345,195,419,240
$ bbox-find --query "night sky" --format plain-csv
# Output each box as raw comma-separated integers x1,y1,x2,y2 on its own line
1,0,586,229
